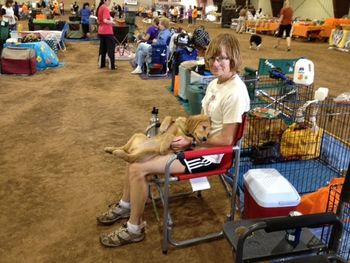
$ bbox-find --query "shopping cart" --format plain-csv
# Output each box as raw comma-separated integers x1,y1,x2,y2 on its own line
321,162,350,261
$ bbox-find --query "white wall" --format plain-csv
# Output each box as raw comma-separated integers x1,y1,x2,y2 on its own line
292,0,333,20
250,0,334,20
94,0,153,11
256,0,272,18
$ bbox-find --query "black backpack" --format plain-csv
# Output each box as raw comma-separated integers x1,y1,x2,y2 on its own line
193,26,210,48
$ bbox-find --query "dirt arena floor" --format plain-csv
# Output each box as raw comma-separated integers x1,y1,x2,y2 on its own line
0,16,349,263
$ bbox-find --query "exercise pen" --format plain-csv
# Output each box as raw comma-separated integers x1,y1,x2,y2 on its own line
238,98,350,195
221,96,350,262
222,99,349,261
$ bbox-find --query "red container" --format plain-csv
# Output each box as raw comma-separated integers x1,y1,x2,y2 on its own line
243,169,300,219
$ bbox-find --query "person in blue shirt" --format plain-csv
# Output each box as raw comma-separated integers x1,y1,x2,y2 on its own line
131,17,171,74
80,2,91,38
137,17,159,44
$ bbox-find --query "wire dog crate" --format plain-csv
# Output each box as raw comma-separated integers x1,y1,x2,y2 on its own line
243,60,315,124
239,98,350,195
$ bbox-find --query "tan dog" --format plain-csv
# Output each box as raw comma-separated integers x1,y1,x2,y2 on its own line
104,115,211,163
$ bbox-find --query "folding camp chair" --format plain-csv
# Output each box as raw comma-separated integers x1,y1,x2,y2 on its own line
125,11,137,42
151,114,247,253
146,44,169,77
113,26,133,60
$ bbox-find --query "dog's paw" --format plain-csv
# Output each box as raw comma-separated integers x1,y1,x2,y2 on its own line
112,149,124,156
104,147,117,154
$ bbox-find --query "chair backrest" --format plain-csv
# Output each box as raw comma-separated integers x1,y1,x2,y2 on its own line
113,26,129,44
220,113,247,170
150,44,168,65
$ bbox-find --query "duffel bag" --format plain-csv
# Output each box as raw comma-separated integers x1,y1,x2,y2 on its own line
1,47,37,75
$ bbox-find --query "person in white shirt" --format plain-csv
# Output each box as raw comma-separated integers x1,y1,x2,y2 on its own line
97,33,250,247
2,0,17,30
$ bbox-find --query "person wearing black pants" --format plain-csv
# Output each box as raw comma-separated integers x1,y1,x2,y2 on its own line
98,35,116,69
96,0,116,70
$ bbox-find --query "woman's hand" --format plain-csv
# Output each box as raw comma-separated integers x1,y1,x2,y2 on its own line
171,136,191,152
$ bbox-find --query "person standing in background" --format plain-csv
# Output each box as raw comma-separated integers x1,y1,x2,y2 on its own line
192,6,198,25
187,5,192,26
80,2,91,38
1,0,17,31
236,6,247,33
274,0,293,51
13,1,19,20
59,1,64,15
97,0,116,70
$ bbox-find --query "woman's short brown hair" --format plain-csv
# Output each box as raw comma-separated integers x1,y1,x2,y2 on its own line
205,33,241,72
153,17,160,26
159,17,170,29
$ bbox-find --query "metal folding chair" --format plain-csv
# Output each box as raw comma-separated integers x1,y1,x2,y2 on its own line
146,44,169,77
113,26,133,60
150,114,247,253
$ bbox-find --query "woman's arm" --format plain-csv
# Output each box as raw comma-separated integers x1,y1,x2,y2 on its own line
171,123,240,151
198,123,239,147
142,32,151,42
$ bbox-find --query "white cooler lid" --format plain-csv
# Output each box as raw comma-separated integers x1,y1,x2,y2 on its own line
244,168,300,208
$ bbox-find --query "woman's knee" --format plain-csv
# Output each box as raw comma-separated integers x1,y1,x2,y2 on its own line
128,163,147,181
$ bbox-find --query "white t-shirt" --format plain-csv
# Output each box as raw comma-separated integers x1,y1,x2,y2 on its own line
201,75,250,163
2,6,16,25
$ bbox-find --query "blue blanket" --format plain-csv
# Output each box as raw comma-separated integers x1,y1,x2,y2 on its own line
4,41,59,70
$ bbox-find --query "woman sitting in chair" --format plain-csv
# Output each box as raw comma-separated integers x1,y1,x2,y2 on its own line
137,17,159,44
98,33,250,247
131,17,171,74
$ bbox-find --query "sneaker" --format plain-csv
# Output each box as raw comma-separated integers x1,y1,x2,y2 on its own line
131,67,142,74
274,45,279,49
257,44,262,51
100,223,145,247
287,47,291,52
96,203,130,225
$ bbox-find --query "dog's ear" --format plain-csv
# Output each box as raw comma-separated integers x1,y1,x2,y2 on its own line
159,116,174,133
186,115,210,135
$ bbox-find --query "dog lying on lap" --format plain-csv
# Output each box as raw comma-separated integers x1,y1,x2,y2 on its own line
104,115,211,163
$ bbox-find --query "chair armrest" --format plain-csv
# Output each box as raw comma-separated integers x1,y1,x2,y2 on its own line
177,146,235,160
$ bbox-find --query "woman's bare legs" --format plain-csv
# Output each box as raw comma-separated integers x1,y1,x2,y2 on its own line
127,154,186,225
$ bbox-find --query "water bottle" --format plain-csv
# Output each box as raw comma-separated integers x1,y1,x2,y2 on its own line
147,107,160,137
285,211,302,248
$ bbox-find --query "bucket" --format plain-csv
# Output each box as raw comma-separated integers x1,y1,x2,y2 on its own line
186,84,206,115
293,58,314,85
